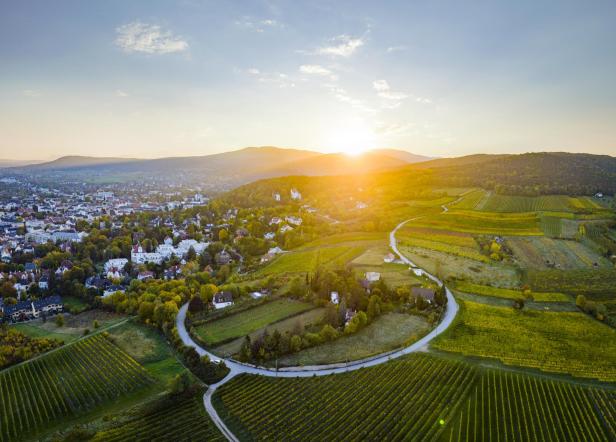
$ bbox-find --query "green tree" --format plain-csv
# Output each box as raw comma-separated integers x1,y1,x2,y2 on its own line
55,314,65,327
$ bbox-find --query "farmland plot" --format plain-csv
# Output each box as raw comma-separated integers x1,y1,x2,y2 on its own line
444,369,615,442
508,237,610,270
480,194,602,213
0,334,154,442
410,210,542,236
433,300,616,382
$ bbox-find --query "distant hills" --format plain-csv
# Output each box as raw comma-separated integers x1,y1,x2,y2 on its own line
5,147,432,187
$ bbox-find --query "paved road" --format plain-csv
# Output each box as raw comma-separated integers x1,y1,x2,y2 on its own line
176,217,459,440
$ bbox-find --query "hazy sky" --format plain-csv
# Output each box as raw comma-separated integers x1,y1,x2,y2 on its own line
1,0,615,160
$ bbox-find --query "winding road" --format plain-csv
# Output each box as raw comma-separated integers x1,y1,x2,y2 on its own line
176,217,459,441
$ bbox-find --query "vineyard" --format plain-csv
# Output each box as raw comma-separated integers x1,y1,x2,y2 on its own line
0,334,154,442
526,268,616,297
91,389,224,442
410,210,542,236
256,245,365,276
214,354,478,441
508,237,609,270
399,237,489,263
443,369,616,441
479,194,602,213
433,300,616,382
449,189,488,210
453,281,569,302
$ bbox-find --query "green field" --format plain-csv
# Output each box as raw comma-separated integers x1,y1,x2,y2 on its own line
479,194,602,213
433,299,616,382
410,210,543,236
256,245,365,276
194,299,314,346
91,389,224,442
0,334,154,442
444,369,615,441
277,312,430,366
215,354,477,441
540,216,581,238
107,321,186,383
350,245,423,287
212,307,326,357
454,281,570,302
449,189,488,210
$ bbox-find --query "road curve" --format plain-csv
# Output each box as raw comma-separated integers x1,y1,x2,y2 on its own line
176,218,459,440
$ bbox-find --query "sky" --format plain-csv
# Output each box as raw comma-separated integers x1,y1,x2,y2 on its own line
1,0,615,160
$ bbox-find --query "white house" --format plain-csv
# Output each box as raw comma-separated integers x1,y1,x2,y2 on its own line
264,232,276,240
280,225,294,234
383,253,395,263
285,216,303,226
290,188,302,200
131,244,163,265
25,230,51,244
104,258,128,273
330,291,340,304
273,192,281,202
365,272,381,282
213,292,234,309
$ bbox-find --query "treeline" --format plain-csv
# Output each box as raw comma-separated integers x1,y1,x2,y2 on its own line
0,326,62,369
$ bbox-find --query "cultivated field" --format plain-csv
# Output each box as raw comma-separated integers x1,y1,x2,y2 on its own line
508,237,610,270
444,369,616,441
410,210,543,236
453,281,570,302
91,389,224,442
0,334,153,442
194,299,314,346
215,354,477,441
256,245,365,276
479,194,602,213
433,299,616,382
526,268,616,297
277,312,430,366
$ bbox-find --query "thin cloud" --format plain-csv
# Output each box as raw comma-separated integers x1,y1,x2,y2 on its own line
235,17,282,32
115,21,188,54
115,90,129,97
316,35,364,57
386,45,406,53
373,79,408,101
299,64,338,81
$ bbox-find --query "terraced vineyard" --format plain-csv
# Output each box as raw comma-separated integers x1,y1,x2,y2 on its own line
444,369,616,441
479,194,601,213
214,354,477,441
0,334,154,442
433,300,616,382
92,390,224,442
453,281,569,302
411,210,542,236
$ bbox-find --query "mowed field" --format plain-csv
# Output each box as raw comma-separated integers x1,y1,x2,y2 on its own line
194,299,314,346
349,245,423,287
277,312,430,366
433,299,616,382
507,237,611,270
214,353,616,442
0,334,154,442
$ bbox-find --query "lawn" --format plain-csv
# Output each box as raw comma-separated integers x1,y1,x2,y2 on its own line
350,245,424,287
433,299,616,382
107,320,186,383
453,281,570,302
194,299,315,346
277,312,430,366
63,295,89,313
212,307,326,357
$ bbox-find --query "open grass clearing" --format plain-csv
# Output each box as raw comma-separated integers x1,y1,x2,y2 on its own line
11,310,126,343
433,299,616,382
194,299,315,346
277,312,431,366
350,245,424,287
212,307,326,357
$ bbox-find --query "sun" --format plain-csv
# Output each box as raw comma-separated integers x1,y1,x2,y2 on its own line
325,122,377,156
